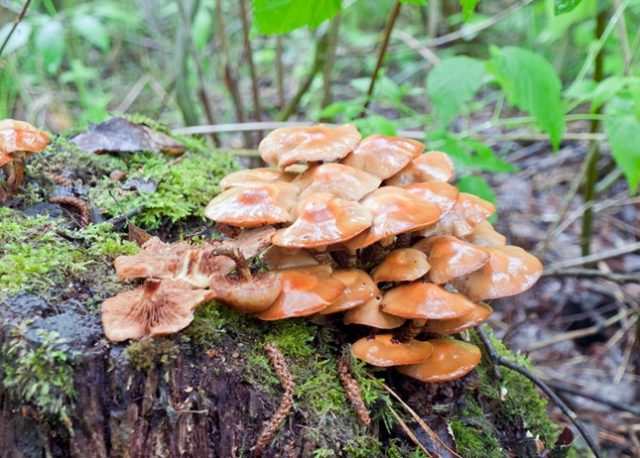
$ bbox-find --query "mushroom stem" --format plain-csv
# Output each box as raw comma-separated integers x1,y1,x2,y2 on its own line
393,318,427,342
5,153,25,194
208,243,252,280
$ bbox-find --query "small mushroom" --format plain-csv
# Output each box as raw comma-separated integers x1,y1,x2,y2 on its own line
220,167,296,190
413,235,489,285
381,282,475,320
463,220,507,247
451,245,543,301
292,163,381,201
396,339,481,382
320,269,378,315
343,295,406,329
210,271,283,313
341,134,424,179
259,124,361,169
343,187,441,250
371,248,430,283
420,192,495,238
385,151,454,186
256,267,345,320
263,246,319,270
0,119,49,200
204,183,297,227
272,193,372,249
351,334,433,367
101,278,210,342
404,182,459,216
423,303,492,335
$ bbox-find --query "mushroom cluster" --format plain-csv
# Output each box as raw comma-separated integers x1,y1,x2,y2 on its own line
103,124,542,384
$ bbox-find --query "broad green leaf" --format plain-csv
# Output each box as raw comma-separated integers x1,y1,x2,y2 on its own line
428,132,517,173
456,175,497,220
489,46,565,150
460,0,479,21
463,139,518,173
251,0,342,35
0,22,31,55
353,115,397,137
72,15,110,51
427,56,487,126
604,99,640,194
317,100,362,120
554,0,582,15
35,20,65,74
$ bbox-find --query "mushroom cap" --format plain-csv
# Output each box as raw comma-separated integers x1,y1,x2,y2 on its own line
210,272,282,313
451,245,543,301
463,221,507,247
343,295,406,329
381,282,475,320
385,152,454,186
396,339,481,382
343,187,441,250
320,269,378,315
404,182,459,216
371,248,430,283
351,334,433,367
413,235,490,285
101,278,210,342
0,153,12,167
292,163,381,201
219,167,295,190
419,192,496,238
204,183,296,227
259,124,361,169
263,246,319,270
341,134,424,179
272,192,372,248
256,267,345,320
423,303,492,335
0,119,50,155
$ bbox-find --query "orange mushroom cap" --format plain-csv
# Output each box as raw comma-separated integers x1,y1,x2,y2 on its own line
272,192,372,249
371,248,430,283
101,278,210,342
404,182,459,216
451,245,543,301
343,187,441,250
0,154,12,167
210,272,282,313
386,151,454,186
262,246,319,270
292,163,381,201
341,134,424,179
351,334,433,367
256,267,345,320
423,303,492,335
0,119,50,155
397,339,481,382
420,192,496,238
381,282,475,320
463,220,507,247
219,167,295,190
204,183,296,227
343,295,406,329
413,235,489,285
320,269,378,315
259,124,361,169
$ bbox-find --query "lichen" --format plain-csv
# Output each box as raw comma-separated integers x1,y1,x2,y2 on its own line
125,336,180,372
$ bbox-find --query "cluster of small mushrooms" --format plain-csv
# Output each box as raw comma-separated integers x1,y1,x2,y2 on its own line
103,124,543,384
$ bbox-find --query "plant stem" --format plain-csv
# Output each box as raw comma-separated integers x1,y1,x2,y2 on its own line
239,0,263,142
321,15,341,109
0,0,32,57
275,36,285,109
174,0,200,126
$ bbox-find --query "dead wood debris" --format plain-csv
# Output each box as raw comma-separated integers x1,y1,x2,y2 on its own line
49,196,90,228
337,355,371,427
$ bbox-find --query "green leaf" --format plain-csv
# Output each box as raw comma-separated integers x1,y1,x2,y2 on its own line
463,139,518,173
192,5,213,50
251,0,342,35
456,175,497,219
460,0,479,21
353,115,397,137
400,0,427,5
604,100,640,194
35,20,65,74
72,15,110,51
427,56,487,126
489,46,565,150
0,22,31,56
554,0,582,15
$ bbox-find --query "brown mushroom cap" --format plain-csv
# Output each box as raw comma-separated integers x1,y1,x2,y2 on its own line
259,124,361,169
320,269,378,315
272,192,372,248
371,248,430,283
101,278,210,342
463,221,507,247
420,192,496,238
343,187,441,250
381,282,475,320
292,163,381,201
0,154,12,167
210,271,282,313
397,339,481,382
0,119,50,155
385,151,454,186
351,334,433,367
343,295,406,329
423,303,492,335
404,182,459,216
204,183,296,227
341,134,424,179
413,235,489,285
262,246,319,270
452,245,543,301
219,167,295,190
256,267,345,320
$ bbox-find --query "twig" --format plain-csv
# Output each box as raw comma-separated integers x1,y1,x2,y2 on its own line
546,241,640,271
321,15,341,109
49,196,90,228
385,404,432,457
542,267,640,283
253,342,295,456
359,1,402,117
0,0,31,57
476,326,603,458
105,206,144,227
546,381,640,416
174,0,200,126
337,355,371,427
275,36,285,109
395,30,440,66
239,0,263,136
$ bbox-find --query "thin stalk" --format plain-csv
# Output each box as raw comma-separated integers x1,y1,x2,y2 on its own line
239,0,263,142
0,0,32,57
321,15,341,109
174,0,200,126
275,36,285,109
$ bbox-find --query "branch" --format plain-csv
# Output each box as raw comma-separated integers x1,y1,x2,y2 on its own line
545,241,640,271
542,267,640,283
0,0,31,57
547,381,640,416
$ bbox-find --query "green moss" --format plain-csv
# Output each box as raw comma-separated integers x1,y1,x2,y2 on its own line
265,320,316,359
451,397,503,458
125,337,180,372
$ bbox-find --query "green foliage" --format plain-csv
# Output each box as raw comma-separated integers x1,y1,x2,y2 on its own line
251,0,342,35
34,19,65,74
72,15,110,50
125,337,180,372
0,22,31,55
604,97,640,193
555,0,583,15
460,0,480,21
457,175,498,210
489,46,565,150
